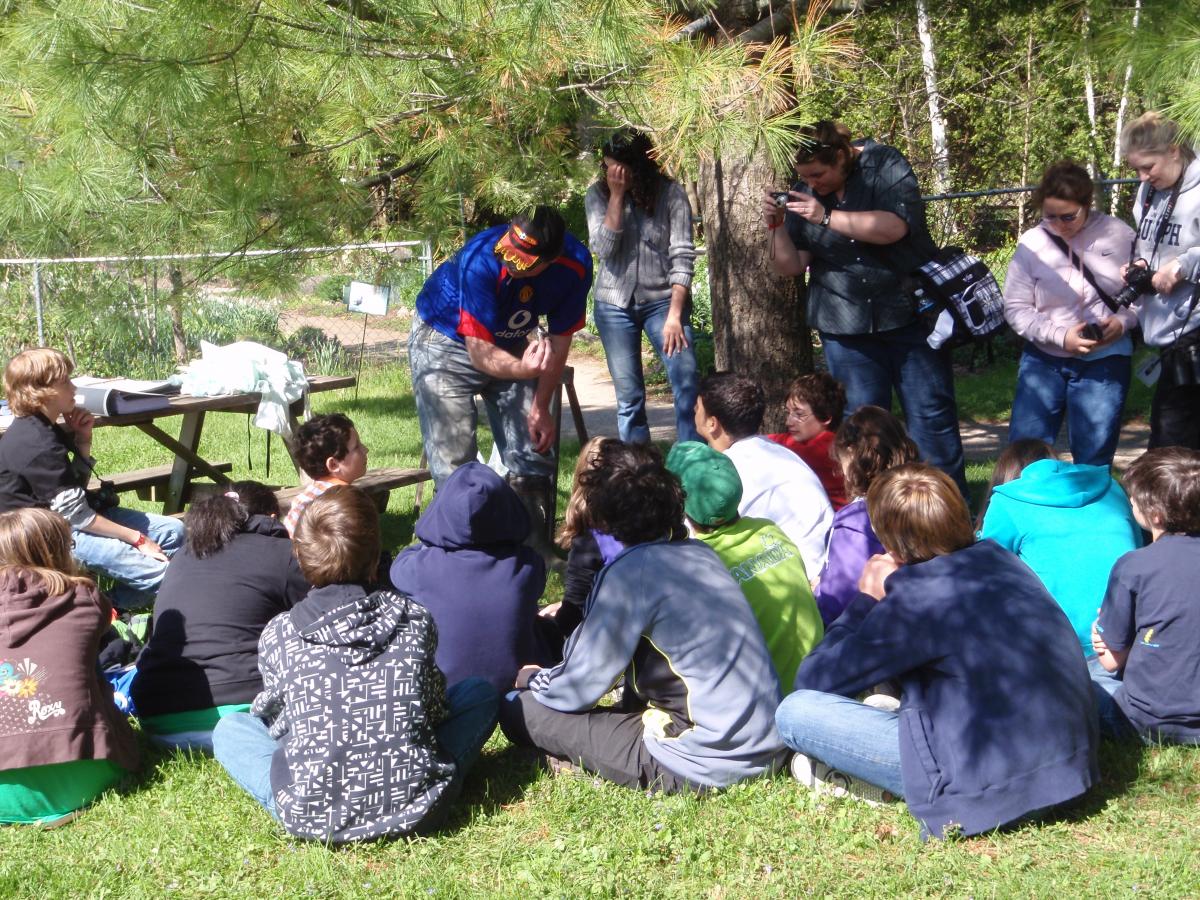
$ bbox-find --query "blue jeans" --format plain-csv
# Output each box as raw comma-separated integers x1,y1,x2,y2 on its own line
593,298,701,444
71,507,185,609
775,689,906,798
1010,345,1131,468
212,678,500,819
1088,657,1142,743
409,321,554,487
821,324,968,497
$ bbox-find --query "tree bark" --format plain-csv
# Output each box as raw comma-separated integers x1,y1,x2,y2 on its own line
696,147,811,434
1082,3,1099,178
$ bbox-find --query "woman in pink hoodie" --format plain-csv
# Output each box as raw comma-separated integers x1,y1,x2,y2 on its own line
1004,161,1138,467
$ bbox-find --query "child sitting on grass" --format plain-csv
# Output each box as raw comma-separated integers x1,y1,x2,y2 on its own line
212,486,498,843
500,441,785,793
389,461,550,694
132,482,310,752
765,373,848,510
812,406,919,625
0,348,184,609
666,440,822,691
1091,447,1200,745
776,464,1098,840
979,439,1142,657
282,413,369,536
0,508,140,827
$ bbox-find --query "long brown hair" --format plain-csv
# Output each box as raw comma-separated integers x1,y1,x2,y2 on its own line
557,436,617,549
834,406,920,499
0,508,93,596
975,439,1056,530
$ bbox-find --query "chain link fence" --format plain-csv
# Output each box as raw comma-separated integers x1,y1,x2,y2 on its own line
0,241,431,379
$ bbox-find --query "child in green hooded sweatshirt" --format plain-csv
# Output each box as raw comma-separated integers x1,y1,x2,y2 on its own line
666,441,823,690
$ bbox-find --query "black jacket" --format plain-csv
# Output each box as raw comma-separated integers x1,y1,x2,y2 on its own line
131,516,310,716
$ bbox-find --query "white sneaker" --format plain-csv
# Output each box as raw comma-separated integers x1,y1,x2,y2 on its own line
862,693,901,712
789,753,896,806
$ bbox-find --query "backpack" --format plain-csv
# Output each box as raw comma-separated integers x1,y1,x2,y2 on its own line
907,247,1006,350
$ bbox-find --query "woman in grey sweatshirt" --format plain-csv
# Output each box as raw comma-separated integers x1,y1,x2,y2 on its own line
1121,112,1200,449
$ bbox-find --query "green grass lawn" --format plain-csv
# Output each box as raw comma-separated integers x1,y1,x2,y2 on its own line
3,362,1196,898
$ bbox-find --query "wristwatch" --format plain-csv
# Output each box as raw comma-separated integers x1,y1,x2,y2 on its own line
819,208,831,228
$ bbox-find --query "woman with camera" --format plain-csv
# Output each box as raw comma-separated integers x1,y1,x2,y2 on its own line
763,120,967,497
585,130,701,444
1002,162,1138,467
1121,113,1200,450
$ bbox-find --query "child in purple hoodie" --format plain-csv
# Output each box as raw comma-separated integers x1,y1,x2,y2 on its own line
813,407,919,624
390,462,550,693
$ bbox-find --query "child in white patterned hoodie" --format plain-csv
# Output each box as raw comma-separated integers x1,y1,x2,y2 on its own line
212,485,498,844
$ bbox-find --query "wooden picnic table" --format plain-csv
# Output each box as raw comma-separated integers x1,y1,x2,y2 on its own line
85,374,355,514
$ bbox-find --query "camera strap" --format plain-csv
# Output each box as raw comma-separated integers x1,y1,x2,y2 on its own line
1128,181,1181,267
1045,232,1120,315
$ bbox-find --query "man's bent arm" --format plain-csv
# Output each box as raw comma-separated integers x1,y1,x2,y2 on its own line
464,335,541,380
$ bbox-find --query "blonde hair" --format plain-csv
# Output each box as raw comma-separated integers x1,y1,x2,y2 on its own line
1120,112,1197,165
0,508,93,596
557,436,617,549
867,464,975,564
3,348,73,417
292,485,380,587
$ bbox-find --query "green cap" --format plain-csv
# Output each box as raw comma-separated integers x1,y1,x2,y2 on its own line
665,441,743,527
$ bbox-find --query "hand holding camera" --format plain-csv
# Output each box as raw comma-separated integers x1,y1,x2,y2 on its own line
1113,259,1157,308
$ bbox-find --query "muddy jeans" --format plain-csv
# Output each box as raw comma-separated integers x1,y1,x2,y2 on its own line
409,320,555,486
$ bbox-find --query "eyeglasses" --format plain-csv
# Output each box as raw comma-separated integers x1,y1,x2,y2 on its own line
785,406,814,421
1042,210,1084,223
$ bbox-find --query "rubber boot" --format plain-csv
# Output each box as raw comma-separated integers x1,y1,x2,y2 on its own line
507,475,565,573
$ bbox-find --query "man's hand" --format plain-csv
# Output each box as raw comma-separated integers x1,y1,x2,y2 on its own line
858,552,901,601
527,401,554,454
661,315,688,356
521,334,552,377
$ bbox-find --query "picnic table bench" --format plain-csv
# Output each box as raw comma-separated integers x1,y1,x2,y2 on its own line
274,466,433,516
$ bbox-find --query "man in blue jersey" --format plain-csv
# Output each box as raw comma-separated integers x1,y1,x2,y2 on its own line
409,206,592,550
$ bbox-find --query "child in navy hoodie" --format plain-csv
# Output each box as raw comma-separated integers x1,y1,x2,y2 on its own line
390,461,550,693
1092,448,1200,744
777,464,1098,840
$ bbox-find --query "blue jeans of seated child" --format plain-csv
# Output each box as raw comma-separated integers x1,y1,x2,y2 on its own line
593,298,701,445
212,678,500,818
71,507,185,609
1009,345,1131,468
1088,656,1143,743
774,689,906,798
820,323,968,499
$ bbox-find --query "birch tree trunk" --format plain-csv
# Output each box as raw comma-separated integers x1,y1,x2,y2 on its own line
1083,4,1099,178
916,0,950,196
1111,0,1142,213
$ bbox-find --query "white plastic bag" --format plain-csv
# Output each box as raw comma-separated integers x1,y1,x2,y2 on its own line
179,341,309,439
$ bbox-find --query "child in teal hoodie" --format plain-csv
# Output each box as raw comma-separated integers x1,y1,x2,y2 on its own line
978,441,1142,655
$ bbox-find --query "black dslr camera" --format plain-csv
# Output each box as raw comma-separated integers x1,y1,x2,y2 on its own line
1113,259,1157,309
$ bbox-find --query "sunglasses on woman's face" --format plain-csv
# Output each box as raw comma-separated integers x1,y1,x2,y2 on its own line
1042,210,1082,223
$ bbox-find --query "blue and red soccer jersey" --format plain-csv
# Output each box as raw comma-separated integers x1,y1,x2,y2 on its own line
415,225,593,355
